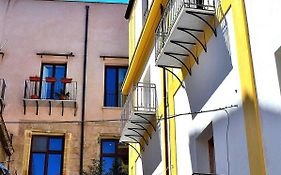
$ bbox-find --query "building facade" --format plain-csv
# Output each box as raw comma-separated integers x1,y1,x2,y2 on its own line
120,0,281,175
0,0,128,174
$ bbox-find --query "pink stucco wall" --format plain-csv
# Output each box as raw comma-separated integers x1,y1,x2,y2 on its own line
0,0,128,174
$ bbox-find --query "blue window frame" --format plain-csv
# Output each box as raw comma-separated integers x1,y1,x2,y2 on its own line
104,66,128,107
29,136,64,175
100,139,128,175
40,64,66,99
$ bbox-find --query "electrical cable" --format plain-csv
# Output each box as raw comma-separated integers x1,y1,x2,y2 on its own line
162,104,238,120
0,105,238,125
0,105,237,175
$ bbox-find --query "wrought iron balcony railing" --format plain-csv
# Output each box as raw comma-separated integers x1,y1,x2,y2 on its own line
155,0,215,60
0,79,6,101
0,114,14,156
24,80,77,101
23,79,77,116
121,82,157,133
0,79,6,114
0,79,13,155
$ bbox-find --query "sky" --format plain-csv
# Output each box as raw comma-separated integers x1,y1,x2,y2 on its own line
65,0,128,3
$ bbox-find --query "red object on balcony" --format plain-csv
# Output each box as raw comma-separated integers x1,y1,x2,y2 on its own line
31,95,39,99
61,78,72,84
29,76,40,82
45,77,56,82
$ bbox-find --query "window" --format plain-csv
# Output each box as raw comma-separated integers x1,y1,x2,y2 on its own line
104,66,128,107
29,136,64,175
196,123,216,173
100,139,128,175
40,64,66,99
208,137,216,173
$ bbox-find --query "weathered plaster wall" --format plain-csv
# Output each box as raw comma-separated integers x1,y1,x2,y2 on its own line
0,0,128,174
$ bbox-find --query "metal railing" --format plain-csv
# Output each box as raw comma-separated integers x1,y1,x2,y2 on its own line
0,79,6,102
0,79,13,155
121,83,157,131
0,114,13,156
24,80,77,101
155,0,215,60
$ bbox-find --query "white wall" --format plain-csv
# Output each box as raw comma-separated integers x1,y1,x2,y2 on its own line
141,48,162,107
136,157,143,175
174,9,250,175
141,126,163,175
174,87,193,175
244,1,281,174
132,121,163,175
135,0,143,48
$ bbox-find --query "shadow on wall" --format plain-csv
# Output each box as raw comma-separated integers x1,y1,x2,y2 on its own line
189,104,249,175
184,21,233,118
258,105,281,175
141,124,162,175
188,95,281,175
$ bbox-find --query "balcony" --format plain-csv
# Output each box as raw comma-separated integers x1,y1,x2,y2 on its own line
0,114,14,156
0,79,14,156
0,79,6,114
23,79,77,116
155,0,216,74
120,83,157,150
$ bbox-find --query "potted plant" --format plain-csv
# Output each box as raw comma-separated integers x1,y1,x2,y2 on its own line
30,94,39,99
61,78,72,84
45,77,56,82
55,89,70,100
29,76,40,81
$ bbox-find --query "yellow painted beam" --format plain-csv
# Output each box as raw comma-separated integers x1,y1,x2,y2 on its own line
167,71,178,175
231,0,266,174
122,0,168,95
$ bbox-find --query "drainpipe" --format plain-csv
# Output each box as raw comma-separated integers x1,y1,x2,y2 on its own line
80,5,89,175
163,68,170,175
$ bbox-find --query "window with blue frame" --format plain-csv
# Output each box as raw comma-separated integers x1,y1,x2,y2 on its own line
104,66,128,107
29,136,64,175
101,139,128,175
40,64,66,99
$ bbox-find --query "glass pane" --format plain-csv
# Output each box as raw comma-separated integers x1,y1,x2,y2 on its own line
118,68,127,87
54,65,66,100
42,65,54,79
49,137,63,151
102,157,115,174
31,153,45,175
102,140,116,154
105,67,117,106
47,154,62,175
118,67,128,107
41,65,54,99
32,136,48,152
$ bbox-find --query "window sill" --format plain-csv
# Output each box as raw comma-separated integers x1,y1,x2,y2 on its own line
102,106,123,110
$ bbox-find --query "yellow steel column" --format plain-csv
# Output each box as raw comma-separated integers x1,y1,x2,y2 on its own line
168,71,178,175
231,0,266,174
